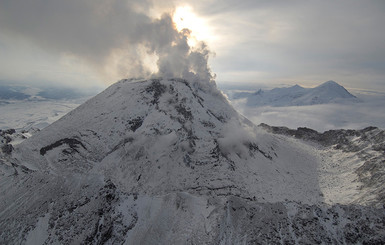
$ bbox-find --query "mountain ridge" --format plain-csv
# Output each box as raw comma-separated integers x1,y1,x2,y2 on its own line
230,80,358,107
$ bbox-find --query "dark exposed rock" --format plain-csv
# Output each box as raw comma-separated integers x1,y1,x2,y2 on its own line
3,136,12,144
207,109,226,123
0,129,16,136
1,144,13,154
201,120,215,128
40,138,87,156
145,79,167,104
175,104,193,122
259,123,381,150
128,117,143,132
107,137,134,156
247,142,273,160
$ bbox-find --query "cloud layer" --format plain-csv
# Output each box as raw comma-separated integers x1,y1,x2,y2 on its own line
231,92,385,132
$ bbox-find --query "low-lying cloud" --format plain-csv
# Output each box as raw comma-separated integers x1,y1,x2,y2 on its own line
231,92,385,132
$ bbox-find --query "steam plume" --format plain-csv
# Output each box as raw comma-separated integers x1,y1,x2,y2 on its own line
0,0,215,84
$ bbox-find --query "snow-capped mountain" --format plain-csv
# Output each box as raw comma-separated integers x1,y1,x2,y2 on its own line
1,78,384,244
232,80,358,107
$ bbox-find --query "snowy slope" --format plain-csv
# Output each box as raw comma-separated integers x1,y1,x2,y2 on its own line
1,78,384,244
260,124,385,206
235,80,358,107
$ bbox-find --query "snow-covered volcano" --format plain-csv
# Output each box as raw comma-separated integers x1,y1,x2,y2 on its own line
1,78,384,244
11,78,322,203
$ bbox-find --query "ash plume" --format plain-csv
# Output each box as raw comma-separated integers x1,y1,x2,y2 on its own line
0,0,215,84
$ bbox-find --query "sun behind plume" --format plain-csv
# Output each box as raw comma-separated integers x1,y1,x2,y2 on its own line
172,6,212,47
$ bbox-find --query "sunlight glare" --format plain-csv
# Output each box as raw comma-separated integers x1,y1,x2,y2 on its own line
173,6,212,46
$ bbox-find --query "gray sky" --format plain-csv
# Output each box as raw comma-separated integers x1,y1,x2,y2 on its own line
1,0,385,90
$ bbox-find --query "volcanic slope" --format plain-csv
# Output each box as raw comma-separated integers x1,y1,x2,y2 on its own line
1,78,384,244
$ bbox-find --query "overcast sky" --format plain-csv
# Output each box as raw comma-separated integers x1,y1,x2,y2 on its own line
1,0,385,91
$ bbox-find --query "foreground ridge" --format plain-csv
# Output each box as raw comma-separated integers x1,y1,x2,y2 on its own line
260,123,385,206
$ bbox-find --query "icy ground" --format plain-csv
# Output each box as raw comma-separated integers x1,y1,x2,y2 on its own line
0,100,84,130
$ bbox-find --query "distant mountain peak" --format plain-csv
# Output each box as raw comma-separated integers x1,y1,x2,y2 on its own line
321,80,339,85
316,80,344,89
312,80,356,99
241,80,358,107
